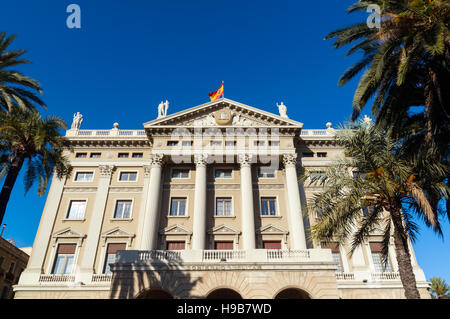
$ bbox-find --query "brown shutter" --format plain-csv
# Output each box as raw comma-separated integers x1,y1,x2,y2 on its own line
214,241,234,250
321,242,340,253
369,242,383,253
166,241,185,250
57,244,76,254
263,241,282,249
107,243,127,254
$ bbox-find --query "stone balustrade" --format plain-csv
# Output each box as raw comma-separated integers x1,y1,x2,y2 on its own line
66,129,147,138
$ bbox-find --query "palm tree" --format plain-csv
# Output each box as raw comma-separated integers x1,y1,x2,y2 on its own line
429,277,450,299
0,31,46,112
308,121,449,299
326,0,449,142
0,106,72,224
326,0,450,234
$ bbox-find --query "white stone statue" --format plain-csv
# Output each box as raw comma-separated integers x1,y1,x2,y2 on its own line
277,102,288,118
71,112,83,130
158,100,169,119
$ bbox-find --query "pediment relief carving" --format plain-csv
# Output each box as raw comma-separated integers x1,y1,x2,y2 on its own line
258,224,288,235
209,224,241,235
101,227,135,238
53,227,85,239
160,224,192,235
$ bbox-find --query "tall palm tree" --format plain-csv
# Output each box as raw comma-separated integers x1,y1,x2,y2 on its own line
0,106,72,224
0,31,46,112
429,277,450,299
308,121,449,299
326,0,450,231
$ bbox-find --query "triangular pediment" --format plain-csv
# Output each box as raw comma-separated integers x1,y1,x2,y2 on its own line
53,227,85,239
144,98,303,128
258,224,288,234
160,224,192,235
208,224,241,235
101,227,135,238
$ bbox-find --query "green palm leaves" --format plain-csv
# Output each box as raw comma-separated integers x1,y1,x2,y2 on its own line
429,277,450,299
0,32,46,112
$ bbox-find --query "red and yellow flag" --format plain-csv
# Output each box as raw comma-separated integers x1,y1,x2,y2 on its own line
208,83,224,101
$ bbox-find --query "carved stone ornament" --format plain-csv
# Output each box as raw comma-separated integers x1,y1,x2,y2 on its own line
238,154,253,167
282,154,298,167
99,164,115,177
143,165,151,177
194,154,208,167
150,154,164,167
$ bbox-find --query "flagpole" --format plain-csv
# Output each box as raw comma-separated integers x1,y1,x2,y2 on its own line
222,80,224,100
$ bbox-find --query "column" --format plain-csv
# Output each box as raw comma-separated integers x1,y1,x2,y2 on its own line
80,165,115,276
283,154,307,250
135,165,151,249
192,154,208,250
239,154,256,250
141,154,164,250
18,175,66,284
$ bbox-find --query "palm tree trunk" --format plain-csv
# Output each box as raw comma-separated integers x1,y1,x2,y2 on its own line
0,156,24,225
390,204,421,299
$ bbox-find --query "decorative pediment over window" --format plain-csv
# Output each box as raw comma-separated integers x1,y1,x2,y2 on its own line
160,224,192,235
101,227,135,247
52,227,86,247
257,224,289,235
208,224,241,235
144,98,303,129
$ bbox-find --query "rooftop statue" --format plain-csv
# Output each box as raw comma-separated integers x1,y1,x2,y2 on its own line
277,102,288,118
71,112,83,130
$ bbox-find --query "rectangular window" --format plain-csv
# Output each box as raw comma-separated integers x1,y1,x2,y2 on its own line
132,153,143,158
119,172,137,181
66,200,86,219
302,153,314,158
210,141,222,147
52,244,76,275
257,167,275,178
309,171,326,180
172,169,189,178
261,197,277,216
317,152,327,158
169,198,186,216
370,243,393,272
254,141,265,146
215,169,232,178
225,141,236,147
216,198,232,216
214,241,233,250
118,153,129,158
321,242,343,273
268,140,279,147
114,200,132,219
90,153,101,158
181,141,193,147
166,241,185,250
75,153,87,158
103,243,126,274
263,241,282,249
167,141,179,146
74,172,93,182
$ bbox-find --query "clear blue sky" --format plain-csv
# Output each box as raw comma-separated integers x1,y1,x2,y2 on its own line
1,0,448,282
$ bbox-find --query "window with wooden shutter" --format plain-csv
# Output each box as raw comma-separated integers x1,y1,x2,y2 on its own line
263,241,282,249
103,243,126,274
214,241,233,250
52,244,77,275
166,241,185,250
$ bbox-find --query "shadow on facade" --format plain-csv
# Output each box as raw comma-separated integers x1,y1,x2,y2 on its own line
109,252,202,299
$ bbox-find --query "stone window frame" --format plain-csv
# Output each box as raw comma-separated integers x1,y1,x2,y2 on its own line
63,198,89,221
259,195,280,217
117,170,139,183
214,196,234,218
97,227,134,274
159,224,192,250
168,196,189,217
46,228,85,275
170,167,191,180
111,198,135,221
207,224,241,250
72,170,95,182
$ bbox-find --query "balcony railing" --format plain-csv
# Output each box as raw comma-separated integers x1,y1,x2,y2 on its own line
371,272,401,281
116,249,332,265
91,274,113,283
39,274,75,283
335,273,355,281
66,129,147,138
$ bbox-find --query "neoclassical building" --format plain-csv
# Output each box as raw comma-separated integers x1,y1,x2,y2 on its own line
14,98,430,299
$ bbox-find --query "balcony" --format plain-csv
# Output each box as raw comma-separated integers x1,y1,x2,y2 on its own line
371,272,401,281
335,273,355,281
39,274,75,283
115,249,332,265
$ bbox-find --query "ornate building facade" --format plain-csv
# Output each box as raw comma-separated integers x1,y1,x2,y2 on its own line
14,99,430,299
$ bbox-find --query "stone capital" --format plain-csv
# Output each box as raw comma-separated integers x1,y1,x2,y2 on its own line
99,164,115,178
238,154,253,167
282,153,298,167
150,154,164,168
194,154,208,167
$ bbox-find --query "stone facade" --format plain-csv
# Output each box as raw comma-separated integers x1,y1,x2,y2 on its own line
14,98,430,299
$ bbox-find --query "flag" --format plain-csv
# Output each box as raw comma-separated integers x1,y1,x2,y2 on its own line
208,83,224,101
